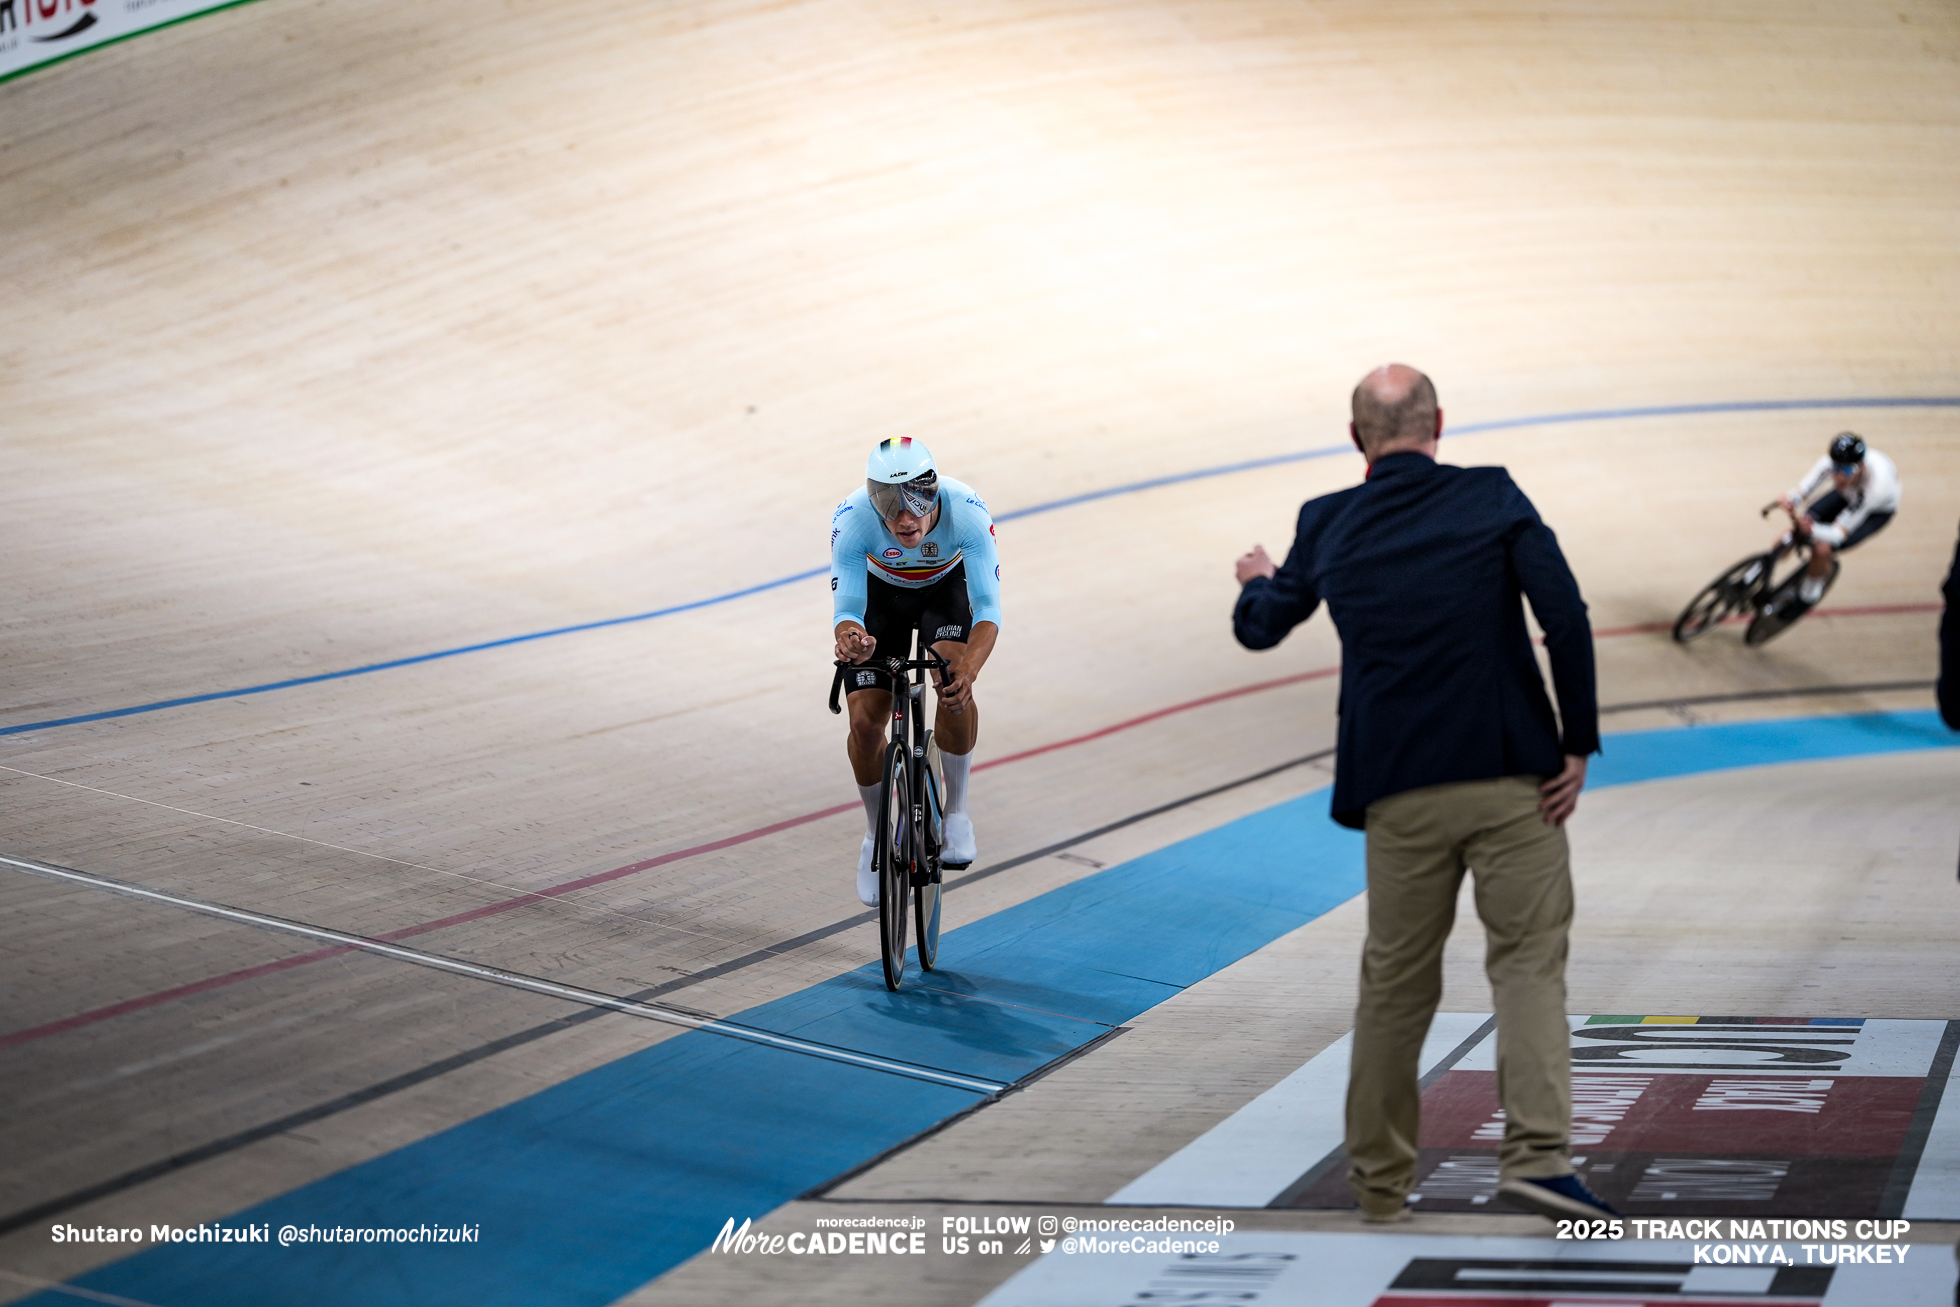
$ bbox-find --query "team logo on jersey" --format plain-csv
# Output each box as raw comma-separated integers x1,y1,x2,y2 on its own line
830,577,838,590
935,624,963,640
921,542,938,558
882,548,902,559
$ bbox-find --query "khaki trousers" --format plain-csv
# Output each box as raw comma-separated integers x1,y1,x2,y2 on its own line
1345,775,1574,1215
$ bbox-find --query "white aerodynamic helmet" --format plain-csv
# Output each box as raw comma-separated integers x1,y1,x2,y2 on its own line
865,437,939,520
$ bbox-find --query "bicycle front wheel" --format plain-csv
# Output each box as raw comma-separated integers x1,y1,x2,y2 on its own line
913,869,941,972
877,743,911,991
1672,554,1762,643
914,733,944,972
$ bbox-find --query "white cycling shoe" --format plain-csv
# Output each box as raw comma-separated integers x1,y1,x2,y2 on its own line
857,834,879,907
941,813,976,869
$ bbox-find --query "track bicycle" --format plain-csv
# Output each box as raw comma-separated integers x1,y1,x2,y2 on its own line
829,634,949,991
1672,500,1840,647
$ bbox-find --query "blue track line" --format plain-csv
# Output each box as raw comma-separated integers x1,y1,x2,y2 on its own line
0,568,823,736
7,394,1955,738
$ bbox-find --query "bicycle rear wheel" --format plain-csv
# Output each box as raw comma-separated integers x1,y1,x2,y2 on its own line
1672,554,1764,643
877,742,911,991
1745,557,1838,647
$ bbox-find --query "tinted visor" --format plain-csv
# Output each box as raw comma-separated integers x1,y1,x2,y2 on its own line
1832,461,1862,476
868,470,939,521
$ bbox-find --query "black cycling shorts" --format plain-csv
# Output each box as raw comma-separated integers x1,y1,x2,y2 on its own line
843,564,972,697
1811,491,1895,551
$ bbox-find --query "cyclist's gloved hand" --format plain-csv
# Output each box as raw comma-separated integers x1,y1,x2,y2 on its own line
835,623,878,665
933,653,973,713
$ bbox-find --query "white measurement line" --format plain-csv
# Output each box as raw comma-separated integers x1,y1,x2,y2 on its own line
0,853,1006,1096
0,763,737,947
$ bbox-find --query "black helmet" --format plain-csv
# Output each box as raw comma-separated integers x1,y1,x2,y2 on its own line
1828,432,1866,470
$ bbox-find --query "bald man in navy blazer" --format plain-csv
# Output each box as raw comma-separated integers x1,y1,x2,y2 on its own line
1233,364,1610,1224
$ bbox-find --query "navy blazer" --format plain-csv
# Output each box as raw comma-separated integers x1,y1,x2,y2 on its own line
1235,451,1599,828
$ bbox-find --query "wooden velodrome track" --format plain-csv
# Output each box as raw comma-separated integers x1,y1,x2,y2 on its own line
3,1,1958,1303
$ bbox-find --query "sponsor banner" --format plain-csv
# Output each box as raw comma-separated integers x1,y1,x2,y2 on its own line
1453,1016,1948,1079
1279,1017,1957,1218
1112,1015,1960,1219
974,1232,1953,1306
1424,1070,1922,1156
1,0,243,82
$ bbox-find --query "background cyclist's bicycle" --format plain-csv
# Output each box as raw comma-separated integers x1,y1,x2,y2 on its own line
1673,501,1840,647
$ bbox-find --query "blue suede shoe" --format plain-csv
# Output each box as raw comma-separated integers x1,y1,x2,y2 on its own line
1496,1174,1619,1220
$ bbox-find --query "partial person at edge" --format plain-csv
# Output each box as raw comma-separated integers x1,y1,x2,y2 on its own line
1940,517,1959,732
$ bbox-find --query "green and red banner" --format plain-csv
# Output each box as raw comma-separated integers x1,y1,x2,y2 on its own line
2,0,246,83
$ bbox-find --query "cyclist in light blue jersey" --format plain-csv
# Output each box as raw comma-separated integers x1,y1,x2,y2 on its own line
832,438,1001,905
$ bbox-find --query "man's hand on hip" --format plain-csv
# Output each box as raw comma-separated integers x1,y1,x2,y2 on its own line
1538,754,1588,827
835,622,877,665
1236,545,1278,585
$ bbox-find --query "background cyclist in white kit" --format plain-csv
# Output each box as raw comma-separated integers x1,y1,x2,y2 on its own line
830,438,1001,905
1776,431,1900,610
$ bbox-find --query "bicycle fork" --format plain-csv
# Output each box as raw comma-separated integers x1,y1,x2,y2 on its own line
899,680,945,891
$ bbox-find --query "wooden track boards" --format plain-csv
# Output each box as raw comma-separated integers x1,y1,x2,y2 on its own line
2,1,1958,1303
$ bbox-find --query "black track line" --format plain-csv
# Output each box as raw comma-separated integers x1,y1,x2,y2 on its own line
2,679,1934,1233
0,746,1334,1233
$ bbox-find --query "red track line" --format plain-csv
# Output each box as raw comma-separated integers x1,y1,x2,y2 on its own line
0,803,854,1052
975,667,1341,772
0,946,353,1051
1805,602,1940,619
366,802,860,942
3,601,1940,1050
1550,603,1937,643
